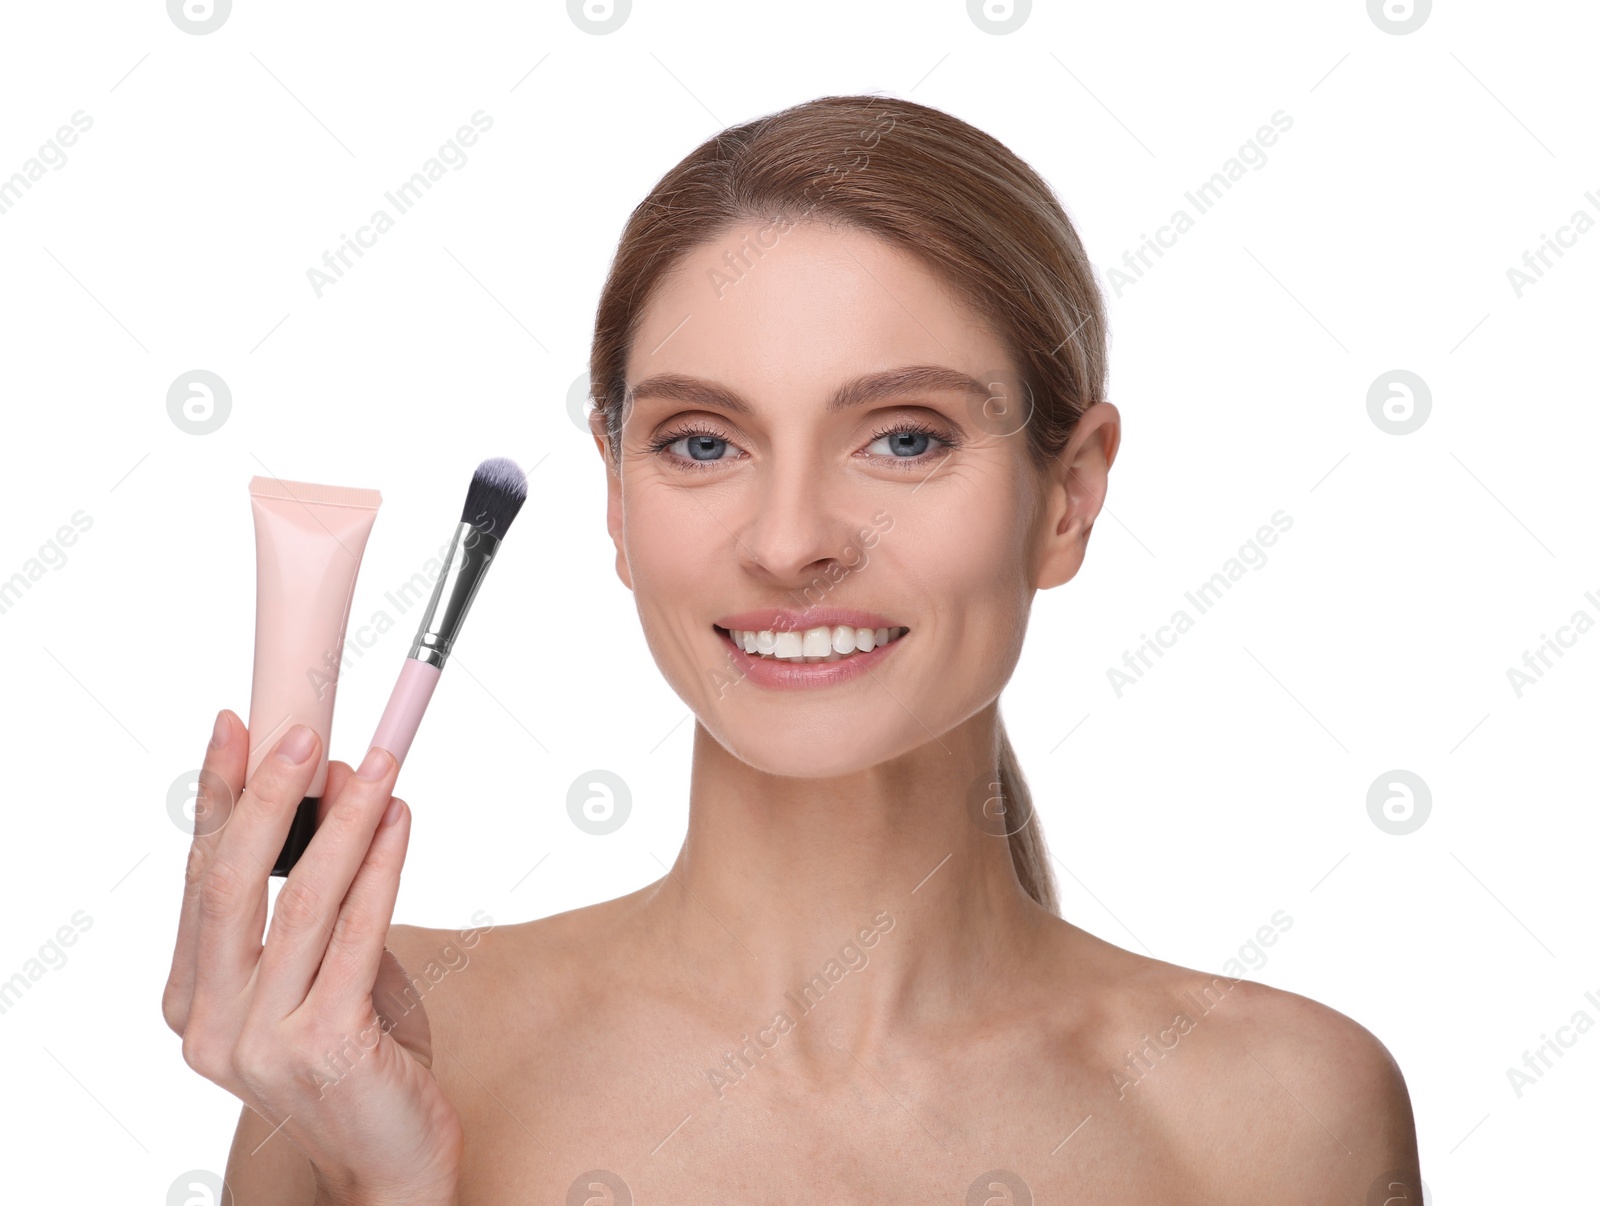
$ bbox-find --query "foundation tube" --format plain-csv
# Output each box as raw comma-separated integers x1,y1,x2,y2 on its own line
246,476,382,876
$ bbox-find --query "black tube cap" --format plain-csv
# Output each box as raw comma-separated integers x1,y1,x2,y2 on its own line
271,797,319,877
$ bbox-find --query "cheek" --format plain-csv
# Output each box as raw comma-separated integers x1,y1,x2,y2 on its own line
624,502,698,594
621,484,725,674
893,478,1033,642
622,474,721,588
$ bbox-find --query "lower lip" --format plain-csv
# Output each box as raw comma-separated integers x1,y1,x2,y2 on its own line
715,627,907,690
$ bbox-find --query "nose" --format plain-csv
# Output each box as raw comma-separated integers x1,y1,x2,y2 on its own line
734,451,865,587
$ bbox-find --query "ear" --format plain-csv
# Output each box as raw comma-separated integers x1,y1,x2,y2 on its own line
1033,401,1120,591
589,406,633,592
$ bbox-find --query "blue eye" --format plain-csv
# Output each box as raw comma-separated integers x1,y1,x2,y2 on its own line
867,429,934,458
674,434,731,462
862,421,960,470
645,428,740,468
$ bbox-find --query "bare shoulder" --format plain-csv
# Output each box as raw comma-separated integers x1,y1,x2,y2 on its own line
381,887,650,1051
1190,974,1420,1201
1053,924,1421,1204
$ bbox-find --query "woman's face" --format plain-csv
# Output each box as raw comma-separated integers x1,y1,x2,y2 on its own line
600,218,1063,779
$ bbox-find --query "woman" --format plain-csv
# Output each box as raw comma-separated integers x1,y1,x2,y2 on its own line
165,94,1421,1204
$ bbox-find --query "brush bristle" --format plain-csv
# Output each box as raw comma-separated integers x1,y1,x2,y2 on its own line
460,456,528,539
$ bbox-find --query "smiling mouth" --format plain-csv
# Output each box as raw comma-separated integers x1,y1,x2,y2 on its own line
714,623,910,664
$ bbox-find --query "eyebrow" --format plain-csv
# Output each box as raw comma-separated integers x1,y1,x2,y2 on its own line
624,364,992,418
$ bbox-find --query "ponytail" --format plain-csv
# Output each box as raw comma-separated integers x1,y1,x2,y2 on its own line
997,725,1059,915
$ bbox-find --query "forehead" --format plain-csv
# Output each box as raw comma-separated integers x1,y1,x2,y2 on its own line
624,220,1012,398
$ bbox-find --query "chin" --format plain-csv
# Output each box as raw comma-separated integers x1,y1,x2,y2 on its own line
698,711,921,781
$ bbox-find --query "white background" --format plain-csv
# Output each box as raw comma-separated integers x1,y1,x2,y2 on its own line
0,0,1592,1200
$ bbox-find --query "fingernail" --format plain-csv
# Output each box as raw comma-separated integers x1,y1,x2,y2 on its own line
277,724,316,764
356,746,394,781
210,710,229,749
381,797,404,827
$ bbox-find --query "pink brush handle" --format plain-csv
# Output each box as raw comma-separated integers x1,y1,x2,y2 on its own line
370,658,442,770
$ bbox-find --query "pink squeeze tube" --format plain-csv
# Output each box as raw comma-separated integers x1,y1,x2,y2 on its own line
246,476,381,877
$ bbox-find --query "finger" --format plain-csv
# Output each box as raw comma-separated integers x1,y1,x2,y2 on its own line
163,708,247,1034
371,944,432,1067
317,760,354,825
190,724,323,1013
308,796,410,1021
252,746,400,1022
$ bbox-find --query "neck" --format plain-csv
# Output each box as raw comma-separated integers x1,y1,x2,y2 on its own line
646,700,1055,1051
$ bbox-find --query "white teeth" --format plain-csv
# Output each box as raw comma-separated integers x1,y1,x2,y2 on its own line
723,623,909,663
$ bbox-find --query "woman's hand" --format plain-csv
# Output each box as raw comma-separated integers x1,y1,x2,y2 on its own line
163,710,464,1206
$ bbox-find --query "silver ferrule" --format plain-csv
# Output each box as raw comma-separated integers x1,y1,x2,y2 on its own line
408,521,502,668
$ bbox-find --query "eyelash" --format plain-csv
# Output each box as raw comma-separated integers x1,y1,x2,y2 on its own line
646,419,962,473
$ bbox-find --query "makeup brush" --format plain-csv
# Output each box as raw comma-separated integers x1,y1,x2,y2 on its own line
368,455,528,767
270,456,527,876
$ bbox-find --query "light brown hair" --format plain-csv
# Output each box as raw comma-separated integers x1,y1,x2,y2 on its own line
589,93,1109,915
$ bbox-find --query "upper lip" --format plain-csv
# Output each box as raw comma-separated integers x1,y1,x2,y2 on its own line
714,608,908,633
